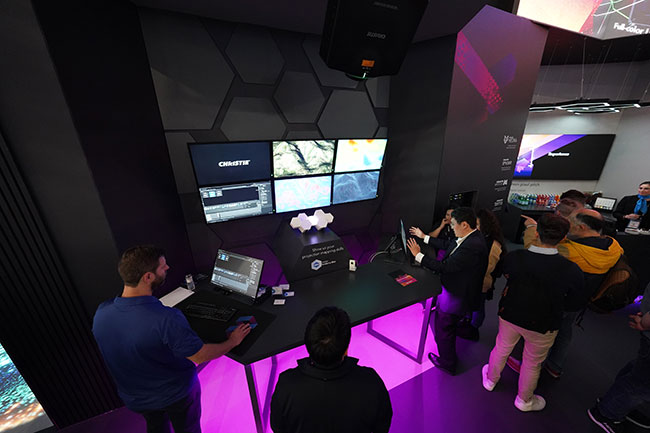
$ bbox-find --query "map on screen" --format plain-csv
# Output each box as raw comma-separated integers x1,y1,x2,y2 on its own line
334,139,387,172
273,140,335,178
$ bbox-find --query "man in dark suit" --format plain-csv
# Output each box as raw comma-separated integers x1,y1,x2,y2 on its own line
408,207,488,375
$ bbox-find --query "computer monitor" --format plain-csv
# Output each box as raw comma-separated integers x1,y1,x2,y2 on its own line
189,141,272,186
273,140,335,178
274,175,332,213
334,139,387,172
399,218,412,263
199,181,273,223
594,197,617,212
332,171,380,204
211,249,264,300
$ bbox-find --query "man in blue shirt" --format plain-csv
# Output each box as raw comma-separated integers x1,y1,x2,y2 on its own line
93,245,250,433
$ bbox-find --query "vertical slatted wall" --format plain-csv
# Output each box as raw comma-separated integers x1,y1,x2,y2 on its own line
0,131,122,428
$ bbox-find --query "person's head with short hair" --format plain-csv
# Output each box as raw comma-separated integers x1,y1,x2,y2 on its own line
569,209,604,237
304,307,351,367
536,213,570,246
450,207,477,238
639,181,650,197
555,198,583,218
118,245,168,290
560,189,587,205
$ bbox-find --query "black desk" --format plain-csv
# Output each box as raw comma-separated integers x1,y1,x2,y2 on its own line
181,260,441,433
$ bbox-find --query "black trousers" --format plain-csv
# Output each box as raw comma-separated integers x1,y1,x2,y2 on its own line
433,309,462,371
139,381,202,433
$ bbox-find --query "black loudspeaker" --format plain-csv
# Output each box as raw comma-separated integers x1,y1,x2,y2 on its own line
319,0,429,78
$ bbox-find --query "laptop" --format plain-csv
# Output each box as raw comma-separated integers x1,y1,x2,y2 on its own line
593,197,617,213
209,249,265,305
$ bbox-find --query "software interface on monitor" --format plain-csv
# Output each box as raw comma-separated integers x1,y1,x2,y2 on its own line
211,250,264,298
594,197,617,211
199,181,273,223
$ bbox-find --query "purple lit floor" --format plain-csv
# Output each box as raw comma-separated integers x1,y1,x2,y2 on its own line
55,286,646,433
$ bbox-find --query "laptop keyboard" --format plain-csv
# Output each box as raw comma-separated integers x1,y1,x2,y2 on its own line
184,302,237,322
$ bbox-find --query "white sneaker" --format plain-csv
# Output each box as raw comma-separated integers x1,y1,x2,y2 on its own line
514,394,546,412
482,364,496,391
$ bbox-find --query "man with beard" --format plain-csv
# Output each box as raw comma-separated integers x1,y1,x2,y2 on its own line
93,245,250,433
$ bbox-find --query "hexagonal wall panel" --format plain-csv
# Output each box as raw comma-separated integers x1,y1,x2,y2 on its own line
286,130,322,140
221,97,286,141
139,9,233,130
302,37,358,89
318,90,378,138
366,76,390,108
375,127,388,138
274,71,325,123
226,26,284,84
165,132,196,195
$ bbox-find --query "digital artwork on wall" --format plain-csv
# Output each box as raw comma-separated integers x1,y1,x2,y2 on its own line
517,0,650,39
274,176,333,213
334,139,387,172
1,343,51,432
273,140,335,178
514,134,615,180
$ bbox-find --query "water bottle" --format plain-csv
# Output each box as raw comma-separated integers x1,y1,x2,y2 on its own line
185,274,196,291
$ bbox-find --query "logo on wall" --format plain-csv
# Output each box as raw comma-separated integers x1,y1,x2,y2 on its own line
501,158,513,171
503,135,519,150
493,198,504,211
494,179,509,192
311,259,322,271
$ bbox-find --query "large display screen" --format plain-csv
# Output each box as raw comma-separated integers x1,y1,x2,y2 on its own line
334,139,387,172
514,134,614,180
273,140,335,178
189,141,271,186
274,176,332,213
199,181,273,223
517,0,650,40
332,171,380,204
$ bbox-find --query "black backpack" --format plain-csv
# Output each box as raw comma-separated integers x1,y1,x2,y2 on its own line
588,254,640,313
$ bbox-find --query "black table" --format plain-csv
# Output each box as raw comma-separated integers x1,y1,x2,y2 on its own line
181,259,441,433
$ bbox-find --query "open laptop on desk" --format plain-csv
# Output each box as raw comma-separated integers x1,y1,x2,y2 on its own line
209,249,264,305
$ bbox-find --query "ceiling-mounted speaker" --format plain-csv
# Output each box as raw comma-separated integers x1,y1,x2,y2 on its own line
319,0,429,79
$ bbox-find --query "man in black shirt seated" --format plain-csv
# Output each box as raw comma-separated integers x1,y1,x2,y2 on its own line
613,181,650,231
482,214,584,412
270,307,392,433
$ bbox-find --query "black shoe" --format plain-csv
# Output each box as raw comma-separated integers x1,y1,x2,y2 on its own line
428,352,456,375
587,405,624,433
626,409,650,429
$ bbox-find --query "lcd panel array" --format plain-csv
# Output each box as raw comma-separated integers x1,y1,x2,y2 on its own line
189,139,387,223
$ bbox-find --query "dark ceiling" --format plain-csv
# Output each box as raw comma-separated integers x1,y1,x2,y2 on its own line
131,0,650,66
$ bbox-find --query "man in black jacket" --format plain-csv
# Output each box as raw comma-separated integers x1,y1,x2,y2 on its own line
270,307,392,433
408,207,488,375
482,214,584,412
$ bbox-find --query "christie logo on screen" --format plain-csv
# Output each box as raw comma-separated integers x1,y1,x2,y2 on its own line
547,152,570,157
218,160,251,167
503,135,518,145
311,259,322,271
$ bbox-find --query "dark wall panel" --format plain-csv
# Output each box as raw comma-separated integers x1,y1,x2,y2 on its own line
139,9,391,270
32,0,193,293
383,36,457,232
436,6,548,216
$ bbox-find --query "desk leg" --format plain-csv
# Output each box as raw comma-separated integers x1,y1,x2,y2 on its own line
367,297,434,364
244,356,278,433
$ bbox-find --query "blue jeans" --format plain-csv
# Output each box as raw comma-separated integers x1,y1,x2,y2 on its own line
545,311,579,373
598,335,650,421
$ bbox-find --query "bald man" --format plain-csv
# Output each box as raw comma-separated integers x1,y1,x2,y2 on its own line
510,209,624,379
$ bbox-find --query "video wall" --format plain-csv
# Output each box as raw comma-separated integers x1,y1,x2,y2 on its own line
514,134,614,180
189,139,387,223
517,0,650,39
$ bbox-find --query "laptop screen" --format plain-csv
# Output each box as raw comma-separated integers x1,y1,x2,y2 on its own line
594,197,617,211
211,250,264,299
